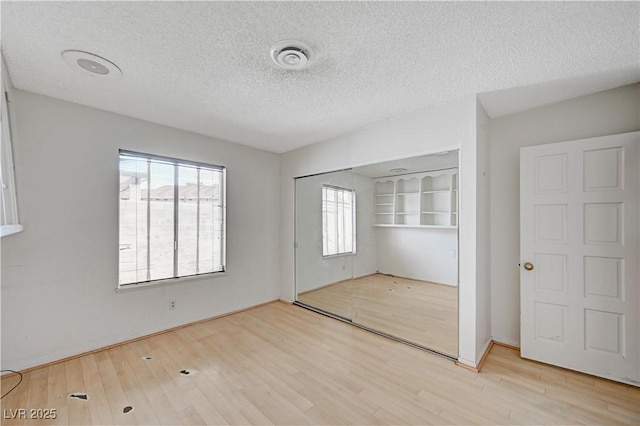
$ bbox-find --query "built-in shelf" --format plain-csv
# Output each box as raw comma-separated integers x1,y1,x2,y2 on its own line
373,168,458,228
373,224,458,229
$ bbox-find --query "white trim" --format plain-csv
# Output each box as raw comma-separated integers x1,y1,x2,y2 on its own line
115,272,227,293
1,54,22,236
292,145,461,179
322,252,356,260
0,224,23,237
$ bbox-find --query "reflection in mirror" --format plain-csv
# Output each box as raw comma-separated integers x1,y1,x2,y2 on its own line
295,170,356,320
295,150,459,358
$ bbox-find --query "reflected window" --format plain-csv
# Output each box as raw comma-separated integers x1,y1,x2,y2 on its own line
322,185,355,257
118,150,226,287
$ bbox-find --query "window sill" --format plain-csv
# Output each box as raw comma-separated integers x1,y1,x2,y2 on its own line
1,224,24,237
115,271,227,293
322,252,356,259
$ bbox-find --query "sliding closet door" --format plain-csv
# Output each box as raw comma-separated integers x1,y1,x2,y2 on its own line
294,152,460,359
295,170,354,320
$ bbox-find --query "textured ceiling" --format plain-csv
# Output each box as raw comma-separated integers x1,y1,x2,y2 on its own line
2,2,638,153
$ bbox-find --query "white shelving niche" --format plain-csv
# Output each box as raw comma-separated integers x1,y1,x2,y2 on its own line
373,180,394,225
373,168,458,228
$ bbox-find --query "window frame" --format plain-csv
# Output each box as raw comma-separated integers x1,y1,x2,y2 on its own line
118,150,226,289
321,184,356,258
0,62,23,238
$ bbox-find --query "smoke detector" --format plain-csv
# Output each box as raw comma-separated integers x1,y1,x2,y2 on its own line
270,40,313,70
61,50,122,79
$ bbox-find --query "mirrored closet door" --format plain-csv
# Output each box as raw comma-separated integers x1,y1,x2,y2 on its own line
295,169,355,320
295,151,459,358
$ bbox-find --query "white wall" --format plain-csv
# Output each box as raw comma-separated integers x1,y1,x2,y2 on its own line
294,171,376,294
280,95,489,366
0,90,281,371
489,83,640,347
352,174,378,280
375,227,458,285
475,100,492,358
4,80,635,373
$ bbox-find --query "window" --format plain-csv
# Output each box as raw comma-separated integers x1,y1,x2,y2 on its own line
119,150,226,286
0,68,23,237
322,185,355,257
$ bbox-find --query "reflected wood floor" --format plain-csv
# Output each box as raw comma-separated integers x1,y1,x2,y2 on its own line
299,274,458,355
1,302,638,425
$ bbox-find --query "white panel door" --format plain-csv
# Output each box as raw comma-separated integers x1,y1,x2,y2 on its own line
520,132,639,386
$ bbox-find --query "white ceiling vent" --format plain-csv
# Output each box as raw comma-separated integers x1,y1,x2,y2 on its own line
270,40,313,70
61,50,122,79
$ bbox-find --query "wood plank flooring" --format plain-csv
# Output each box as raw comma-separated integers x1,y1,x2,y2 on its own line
298,274,458,355
2,302,638,425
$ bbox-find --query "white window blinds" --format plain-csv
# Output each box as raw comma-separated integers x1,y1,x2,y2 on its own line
119,151,226,286
322,185,355,257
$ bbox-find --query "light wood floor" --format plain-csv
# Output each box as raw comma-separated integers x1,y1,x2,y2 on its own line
298,274,458,355
1,302,638,425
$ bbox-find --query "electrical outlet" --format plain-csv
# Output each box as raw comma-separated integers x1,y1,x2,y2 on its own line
169,300,176,310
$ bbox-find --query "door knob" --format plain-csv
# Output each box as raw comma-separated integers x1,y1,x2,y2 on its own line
523,262,534,271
